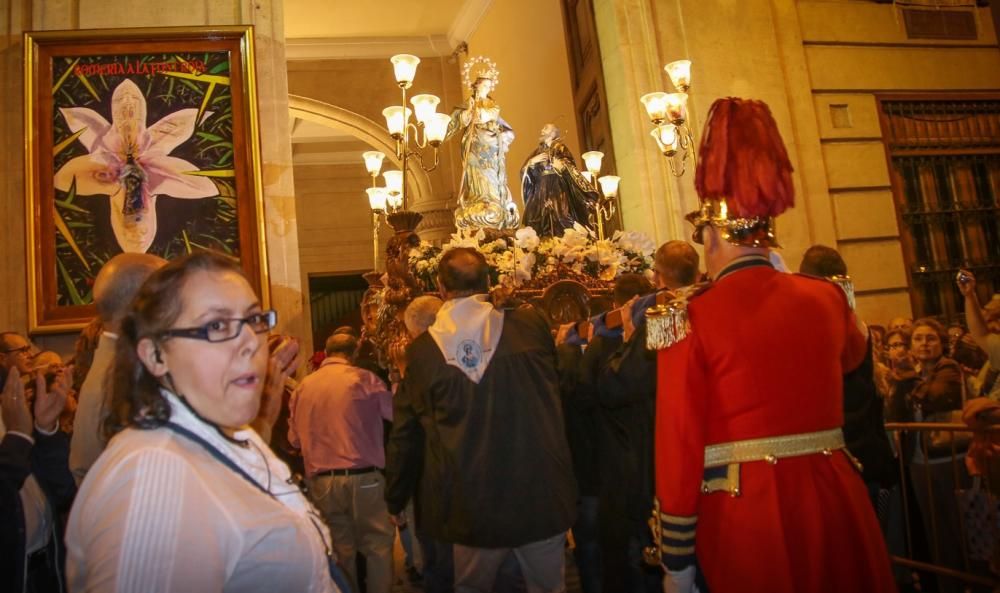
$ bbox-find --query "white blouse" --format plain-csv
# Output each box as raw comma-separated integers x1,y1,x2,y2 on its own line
66,391,337,593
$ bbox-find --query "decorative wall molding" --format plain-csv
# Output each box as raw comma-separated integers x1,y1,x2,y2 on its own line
285,0,493,61
415,208,457,242
448,0,494,49
291,150,367,166
287,94,434,206
286,35,454,60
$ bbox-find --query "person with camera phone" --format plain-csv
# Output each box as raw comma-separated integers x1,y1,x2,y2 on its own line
957,270,1000,400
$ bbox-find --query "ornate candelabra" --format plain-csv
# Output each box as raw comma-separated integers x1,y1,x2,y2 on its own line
579,150,621,242
362,152,405,271
381,54,450,210
640,59,696,177
361,53,451,270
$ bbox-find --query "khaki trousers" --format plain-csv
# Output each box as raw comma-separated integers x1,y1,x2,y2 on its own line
453,532,567,593
308,471,395,593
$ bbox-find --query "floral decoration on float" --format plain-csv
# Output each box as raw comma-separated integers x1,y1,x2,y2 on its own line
407,224,657,293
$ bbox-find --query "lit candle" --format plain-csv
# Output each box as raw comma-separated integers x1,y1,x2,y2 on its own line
651,125,678,156
425,113,451,145
640,92,670,124
598,175,621,198
383,170,403,195
382,106,412,137
390,54,420,87
362,151,386,176
582,151,604,177
386,190,403,211
665,93,688,125
366,187,387,212
410,94,440,125
664,60,692,92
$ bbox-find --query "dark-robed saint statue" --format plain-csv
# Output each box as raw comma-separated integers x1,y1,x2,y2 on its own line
520,124,598,238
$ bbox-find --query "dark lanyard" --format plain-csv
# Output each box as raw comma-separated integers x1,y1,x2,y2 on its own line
162,421,347,584
163,422,272,497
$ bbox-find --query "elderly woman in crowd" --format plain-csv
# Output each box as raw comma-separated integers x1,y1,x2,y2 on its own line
65,251,342,593
888,317,971,592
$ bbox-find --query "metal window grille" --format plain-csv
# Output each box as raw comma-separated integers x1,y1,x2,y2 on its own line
878,97,1000,320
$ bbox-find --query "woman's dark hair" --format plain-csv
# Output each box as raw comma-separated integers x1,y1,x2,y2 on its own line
799,244,848,278
104,251,245,439
912,317,948,345
884,328,911,348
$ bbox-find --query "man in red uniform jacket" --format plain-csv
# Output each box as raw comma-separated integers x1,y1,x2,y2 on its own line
650,98,896,593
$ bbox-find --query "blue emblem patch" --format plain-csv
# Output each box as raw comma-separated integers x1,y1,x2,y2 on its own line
457,340,482,369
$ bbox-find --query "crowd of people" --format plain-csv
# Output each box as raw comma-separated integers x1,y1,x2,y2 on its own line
3,96,1000,593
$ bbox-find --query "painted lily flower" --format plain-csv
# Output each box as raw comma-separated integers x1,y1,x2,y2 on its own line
54,79,218,253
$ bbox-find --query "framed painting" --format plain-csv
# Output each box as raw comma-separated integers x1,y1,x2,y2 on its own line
24,26,269,333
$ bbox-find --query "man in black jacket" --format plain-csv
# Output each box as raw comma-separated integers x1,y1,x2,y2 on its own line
385,247,576,593
2,364,75,593
558,273,653,593
596,241,699,593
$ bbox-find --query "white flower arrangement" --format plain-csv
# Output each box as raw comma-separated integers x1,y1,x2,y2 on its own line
407,224,655,291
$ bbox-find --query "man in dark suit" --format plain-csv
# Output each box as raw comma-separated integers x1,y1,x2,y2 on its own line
385,247,576,593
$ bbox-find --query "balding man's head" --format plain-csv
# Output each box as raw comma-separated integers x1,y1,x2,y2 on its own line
654,241,700,290
438,247,489,299
325,333,358,360
405,295,444,337
93,253,167,329
0,332,32,374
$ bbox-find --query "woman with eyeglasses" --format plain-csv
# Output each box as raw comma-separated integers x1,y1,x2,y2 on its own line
874,328,912,399
65,251,342,593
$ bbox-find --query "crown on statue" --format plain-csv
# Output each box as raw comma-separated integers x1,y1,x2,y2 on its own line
462,56,500,89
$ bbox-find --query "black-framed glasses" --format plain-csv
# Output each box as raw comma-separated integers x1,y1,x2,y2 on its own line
887,342,907,350
159,310,277,343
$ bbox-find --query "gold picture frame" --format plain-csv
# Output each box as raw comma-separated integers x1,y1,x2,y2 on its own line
24,25,269,333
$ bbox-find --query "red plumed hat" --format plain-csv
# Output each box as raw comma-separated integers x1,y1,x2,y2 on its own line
687,98,794,247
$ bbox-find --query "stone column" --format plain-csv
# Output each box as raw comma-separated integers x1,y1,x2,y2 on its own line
592,0,692,245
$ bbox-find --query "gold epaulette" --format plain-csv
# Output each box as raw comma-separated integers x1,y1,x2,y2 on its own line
830,275,856,311
645,282,709,351
797,273,856,311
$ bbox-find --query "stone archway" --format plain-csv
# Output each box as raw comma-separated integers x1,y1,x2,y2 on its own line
287,94,434,207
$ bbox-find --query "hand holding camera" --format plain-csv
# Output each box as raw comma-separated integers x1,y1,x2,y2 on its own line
956,269,976,297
